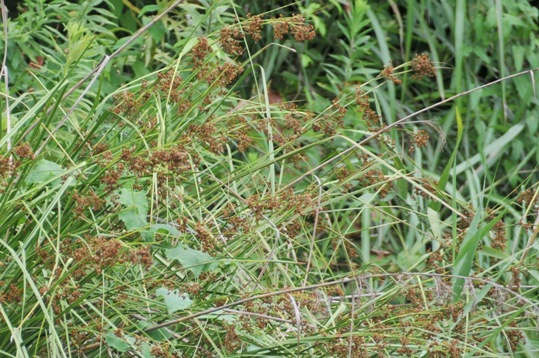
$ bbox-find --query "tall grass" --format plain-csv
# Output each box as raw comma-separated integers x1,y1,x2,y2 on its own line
0,0,538,356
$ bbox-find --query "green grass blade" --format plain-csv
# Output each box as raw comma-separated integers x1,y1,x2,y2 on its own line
430,107,463,212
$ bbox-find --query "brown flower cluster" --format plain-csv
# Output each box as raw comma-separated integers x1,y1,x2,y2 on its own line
409,129,430,153
224,324,241,353
220,26,244,55
195,222,217,252
246,14,263,42
73,189,106,217
205,61,245,87
0,155,11,179
246,188,316,220
272,102,311,145
13,143,34,160
488,210,507,251
380,62,401,85
0,143,36,182
335,165,353,192
411,53,437,80
272,14,315,41
156,70,190,111
36,236,152,283
222,203,251,236
413,177,438,200
192,36,244,87
192,36,212,67
312,98,347,136
187,121,226,154
0,283,22,304
355,88,381,131
516,188,538,206
228,116,253,152
127,144,197,183
112,69,190,125
358,168,389,198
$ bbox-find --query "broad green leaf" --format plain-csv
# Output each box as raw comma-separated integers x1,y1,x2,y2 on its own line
141,224,181,241
105,332,136,352
142,16,166,42
117,188,148,230
137,320,173,341
25,159,65,185
156,288,193,315
118,188,147,209
164,243,216,278
140,342,152,358
118,209,147,230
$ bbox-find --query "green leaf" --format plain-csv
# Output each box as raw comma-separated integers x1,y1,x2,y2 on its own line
453,123,524,175
141,224,181,241
156,288,193,315
478,247,508,260
164,244,216,278
25,159,65,185
140,342,152,358
452,212,481,300
142,16,166,42
453,209,508,300
136,320,173,341
430,107,463,212
105,332,136,352
301,54,313,68
139,5,160,16
117,188,148,230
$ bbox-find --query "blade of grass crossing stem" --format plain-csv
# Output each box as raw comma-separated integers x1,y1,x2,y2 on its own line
0,304,29,357
453,209,507,300
452,212,481,301
260,67,275,195
367,9,396,123
430,107,463,212
453,123,524,175
0,82,68,149
399,0,415,102
495,0,507,122
454,0,465,107
361,206,371,264
416,4,445,99
0,240,67,357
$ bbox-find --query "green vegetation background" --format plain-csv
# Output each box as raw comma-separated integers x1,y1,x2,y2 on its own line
0,0,538,356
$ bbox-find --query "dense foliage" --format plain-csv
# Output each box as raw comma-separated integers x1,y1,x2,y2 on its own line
1,0,538,356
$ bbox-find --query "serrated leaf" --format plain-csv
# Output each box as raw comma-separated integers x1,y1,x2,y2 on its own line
156,288,193,315
118,188,148,209
25,159,65,185
164,244,216,278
